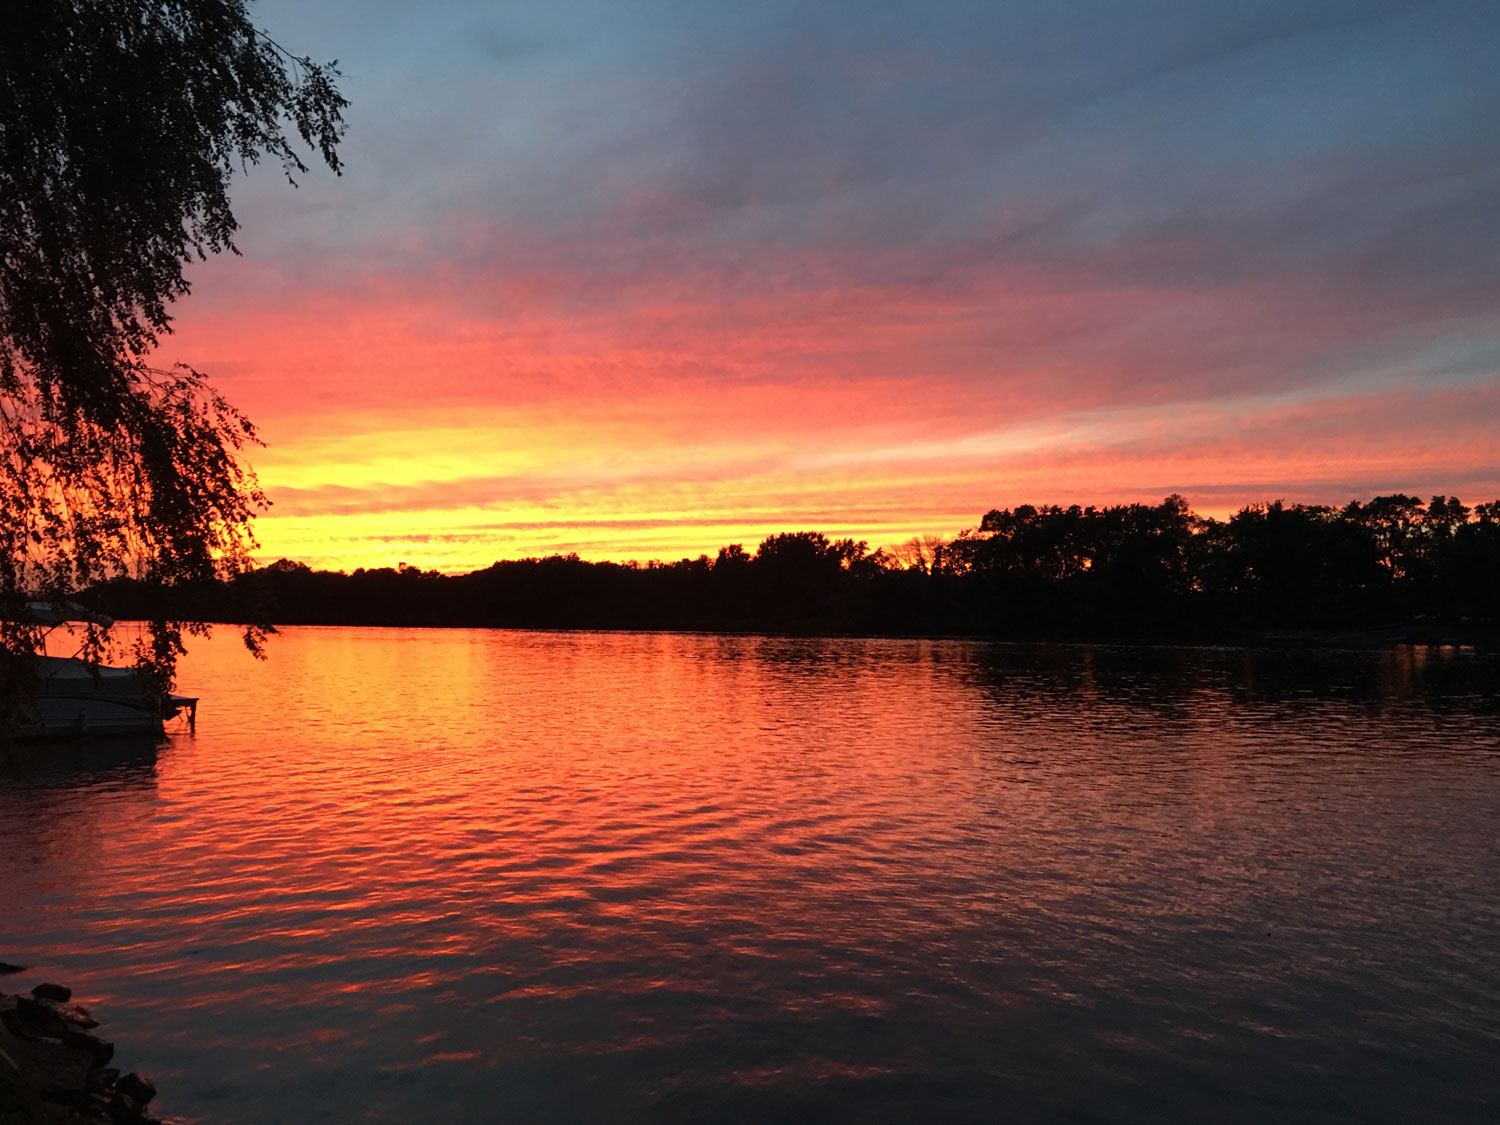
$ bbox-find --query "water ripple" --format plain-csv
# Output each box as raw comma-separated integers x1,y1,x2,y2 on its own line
3,631,1500,1122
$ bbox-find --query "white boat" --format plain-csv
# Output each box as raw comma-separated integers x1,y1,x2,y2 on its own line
26,654,197,739
10,602,198,740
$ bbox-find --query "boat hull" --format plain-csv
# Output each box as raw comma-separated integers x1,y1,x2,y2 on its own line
22,693,166,739
14,656,173,740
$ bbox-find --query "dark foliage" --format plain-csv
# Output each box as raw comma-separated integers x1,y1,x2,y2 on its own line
1,1,346,714
90,495,1500,643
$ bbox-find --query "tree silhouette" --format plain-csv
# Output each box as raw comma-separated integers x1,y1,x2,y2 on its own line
1,0,346,716
84,494,1500,644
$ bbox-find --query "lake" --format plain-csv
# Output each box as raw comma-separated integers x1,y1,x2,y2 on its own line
3,628,1499,1122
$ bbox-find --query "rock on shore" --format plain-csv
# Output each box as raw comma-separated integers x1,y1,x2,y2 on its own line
0,978,160,1125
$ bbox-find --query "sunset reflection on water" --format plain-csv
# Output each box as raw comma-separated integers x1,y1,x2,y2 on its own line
4,629,1500,1122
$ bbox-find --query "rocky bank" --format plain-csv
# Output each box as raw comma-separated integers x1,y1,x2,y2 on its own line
0,968,161,1125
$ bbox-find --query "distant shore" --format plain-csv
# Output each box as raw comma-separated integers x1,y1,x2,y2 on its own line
81,496,1500,649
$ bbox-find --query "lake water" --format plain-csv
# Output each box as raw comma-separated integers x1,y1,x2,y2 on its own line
3,628,1499,1123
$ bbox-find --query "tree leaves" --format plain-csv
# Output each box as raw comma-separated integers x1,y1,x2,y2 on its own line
0,1,345,711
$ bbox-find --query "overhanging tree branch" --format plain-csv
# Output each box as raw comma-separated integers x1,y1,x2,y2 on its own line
0,0,346,719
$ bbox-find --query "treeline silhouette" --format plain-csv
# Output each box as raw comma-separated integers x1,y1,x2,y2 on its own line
92,494,1500,642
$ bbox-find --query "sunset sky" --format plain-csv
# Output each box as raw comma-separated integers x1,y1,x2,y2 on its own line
161,0,1500,572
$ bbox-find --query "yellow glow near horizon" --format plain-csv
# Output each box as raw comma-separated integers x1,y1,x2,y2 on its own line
162,255,1500,575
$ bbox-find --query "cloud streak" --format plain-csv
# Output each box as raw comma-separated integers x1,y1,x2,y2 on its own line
152,0,1500,569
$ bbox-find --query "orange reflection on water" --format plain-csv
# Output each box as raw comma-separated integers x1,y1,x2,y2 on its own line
3,629,1499,1122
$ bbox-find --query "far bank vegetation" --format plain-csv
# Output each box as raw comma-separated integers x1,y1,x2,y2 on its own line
85,494,1500,643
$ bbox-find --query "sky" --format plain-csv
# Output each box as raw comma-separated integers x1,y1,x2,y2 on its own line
161,0,1500,572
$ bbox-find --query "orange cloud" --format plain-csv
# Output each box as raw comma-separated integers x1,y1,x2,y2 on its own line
157,230,1500,572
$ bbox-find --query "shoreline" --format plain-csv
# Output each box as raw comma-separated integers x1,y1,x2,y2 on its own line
0,968,160,1125
163,616,1500,651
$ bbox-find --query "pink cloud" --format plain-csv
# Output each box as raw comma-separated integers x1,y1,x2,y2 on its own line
152,208,1498,570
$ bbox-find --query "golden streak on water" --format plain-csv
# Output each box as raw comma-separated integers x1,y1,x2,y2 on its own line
3,629,1499,1123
